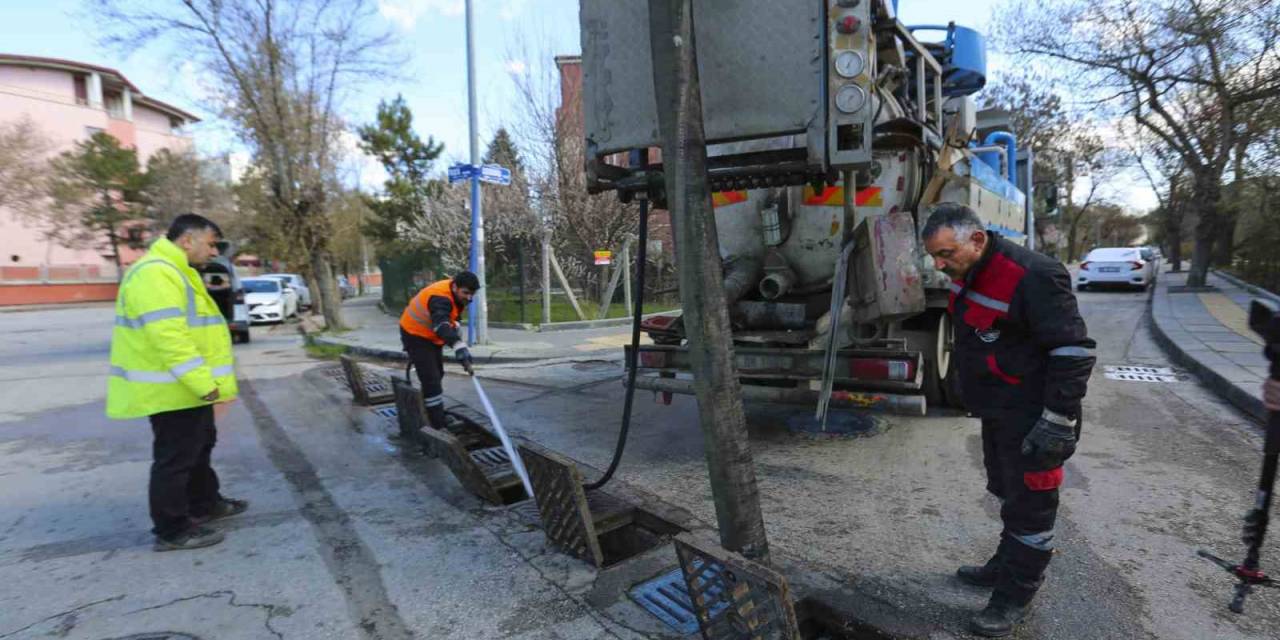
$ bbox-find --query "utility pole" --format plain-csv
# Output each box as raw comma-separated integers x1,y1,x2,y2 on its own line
648,0,770,563
465,0,488,344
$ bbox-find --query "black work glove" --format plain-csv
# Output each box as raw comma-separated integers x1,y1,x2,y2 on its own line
1021,409,1077,470
455,346,474,375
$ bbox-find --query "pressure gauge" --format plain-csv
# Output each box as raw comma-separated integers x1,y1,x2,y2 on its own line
834,50,865,78
835,84,867,114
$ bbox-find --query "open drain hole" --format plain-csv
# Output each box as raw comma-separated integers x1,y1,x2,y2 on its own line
598,508,684,568
796,598,914,640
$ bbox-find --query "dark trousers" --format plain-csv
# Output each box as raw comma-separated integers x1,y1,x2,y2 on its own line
401,328,448,430
981,415,1060,606
149,405,222,538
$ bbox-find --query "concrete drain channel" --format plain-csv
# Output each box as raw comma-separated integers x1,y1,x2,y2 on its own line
352,371,912,638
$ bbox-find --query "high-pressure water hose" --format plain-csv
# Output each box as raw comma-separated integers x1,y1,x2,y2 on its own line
584,195,649,491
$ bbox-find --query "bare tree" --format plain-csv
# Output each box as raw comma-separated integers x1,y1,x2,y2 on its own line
0,117,50,214
142,149,236,232
505,38,639,298
91,0,402,328
996,0,1280,285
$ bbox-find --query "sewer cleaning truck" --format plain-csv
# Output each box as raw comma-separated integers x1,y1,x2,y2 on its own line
578,0,1036,415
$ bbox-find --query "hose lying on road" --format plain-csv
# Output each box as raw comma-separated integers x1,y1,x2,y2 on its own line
584,195,649,491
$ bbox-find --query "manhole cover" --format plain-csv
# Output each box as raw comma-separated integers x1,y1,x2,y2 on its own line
1104,366,1178,382
630,566,724,635
786,410,884,436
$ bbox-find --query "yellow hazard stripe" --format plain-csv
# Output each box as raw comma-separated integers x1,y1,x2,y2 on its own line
711,190,748,208
802,185,883,207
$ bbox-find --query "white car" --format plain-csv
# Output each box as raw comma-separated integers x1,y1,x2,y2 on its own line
1077,247,1157,291
265,276,301,312
242,277,298,324
260,273,312,308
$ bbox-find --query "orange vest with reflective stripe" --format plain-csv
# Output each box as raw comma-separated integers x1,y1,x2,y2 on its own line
400,279,460,346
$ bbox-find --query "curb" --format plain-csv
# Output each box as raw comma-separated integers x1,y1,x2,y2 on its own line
1212,269,1280,305
1146,284,1266,423
309,335,615,365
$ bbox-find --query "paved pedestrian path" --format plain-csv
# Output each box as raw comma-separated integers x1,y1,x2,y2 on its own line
312,296,651,364
1149,269,1274,421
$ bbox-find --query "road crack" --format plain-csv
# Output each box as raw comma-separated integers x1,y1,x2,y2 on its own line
0,595,125,638
125,590,286,640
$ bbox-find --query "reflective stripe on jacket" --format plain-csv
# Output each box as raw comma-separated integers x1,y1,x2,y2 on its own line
948,233,1096,419
106,237,238,419
399,279,463,347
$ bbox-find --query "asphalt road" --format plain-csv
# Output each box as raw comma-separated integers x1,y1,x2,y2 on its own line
1,287,1276,639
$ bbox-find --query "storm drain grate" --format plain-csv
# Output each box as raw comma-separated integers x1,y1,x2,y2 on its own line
372,405,398,419
630,565,725,635
1104,366,1178,382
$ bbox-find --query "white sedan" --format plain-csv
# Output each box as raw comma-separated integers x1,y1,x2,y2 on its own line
1077,247,1158,291
242,277,299,324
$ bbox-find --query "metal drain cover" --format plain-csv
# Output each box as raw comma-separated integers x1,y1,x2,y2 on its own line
631,566,724,635
1104,366,1178,382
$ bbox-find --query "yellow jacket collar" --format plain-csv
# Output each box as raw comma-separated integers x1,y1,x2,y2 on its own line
149,237,191,269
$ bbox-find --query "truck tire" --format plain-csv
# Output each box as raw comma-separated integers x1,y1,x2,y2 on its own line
922,310,959,409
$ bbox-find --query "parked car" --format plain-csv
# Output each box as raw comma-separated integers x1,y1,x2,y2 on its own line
198,256,251,344
1140,246,1162,273
264,275,301,312
1077,247,1157,291
242,277,298,324
260,273,311,308
337,275,356,299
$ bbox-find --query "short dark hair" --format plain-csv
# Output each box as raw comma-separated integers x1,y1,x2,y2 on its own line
921,202,984,241
166,213,223,241
453,271,481,291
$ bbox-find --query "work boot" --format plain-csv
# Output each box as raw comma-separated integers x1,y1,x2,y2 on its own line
154,526,225,552
191,498,250,525
956,557,1000,588
426,404,449,432
968,597,1029,637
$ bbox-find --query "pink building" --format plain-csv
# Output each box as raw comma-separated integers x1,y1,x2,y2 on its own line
0,54,200,305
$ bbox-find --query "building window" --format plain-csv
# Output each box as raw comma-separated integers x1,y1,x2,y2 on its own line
104,92,125,119
85,126,104,138
73,75,88,105
169,117,185,134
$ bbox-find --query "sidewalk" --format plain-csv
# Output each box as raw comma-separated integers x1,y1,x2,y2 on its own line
312,296,649,363
1149,269,1273,421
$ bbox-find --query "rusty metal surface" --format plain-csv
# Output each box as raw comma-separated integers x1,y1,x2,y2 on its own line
673,533,800,640
634,375,927,416
847,210,926,324
339,355,394,405
520,439,606,567
580,1,823,155
392,378,424,439
420,428,504,505
634,344,923,391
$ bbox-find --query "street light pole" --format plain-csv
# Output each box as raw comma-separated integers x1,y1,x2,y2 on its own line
465,0,488,344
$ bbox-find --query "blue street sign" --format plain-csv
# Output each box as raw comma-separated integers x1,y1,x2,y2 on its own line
478,164,511,186
448,163,475,184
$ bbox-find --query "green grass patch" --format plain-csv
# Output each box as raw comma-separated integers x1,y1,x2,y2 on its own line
304,341,350,359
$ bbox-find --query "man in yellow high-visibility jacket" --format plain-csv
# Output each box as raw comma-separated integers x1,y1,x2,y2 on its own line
107,213,247,552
